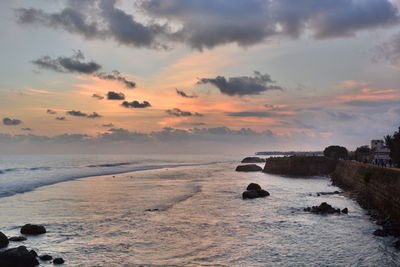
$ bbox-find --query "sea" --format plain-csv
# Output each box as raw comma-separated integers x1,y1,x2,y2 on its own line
0,154,399,266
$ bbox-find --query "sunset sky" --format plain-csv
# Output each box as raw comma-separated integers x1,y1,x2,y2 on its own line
1,0,400,153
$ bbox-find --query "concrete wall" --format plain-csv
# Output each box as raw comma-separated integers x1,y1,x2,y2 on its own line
332,161,400,224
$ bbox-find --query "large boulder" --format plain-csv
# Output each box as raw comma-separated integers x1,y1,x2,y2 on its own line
20,224,46,235
0,232,9,248
235,164,262,172
53,257,65,264
0,246,39,267
242,183,270,199
241,157,266,163
246,183,262,191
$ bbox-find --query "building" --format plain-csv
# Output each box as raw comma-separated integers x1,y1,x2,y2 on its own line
371,140,391,161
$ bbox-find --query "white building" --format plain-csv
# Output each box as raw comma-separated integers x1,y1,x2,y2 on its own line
371,140,390,160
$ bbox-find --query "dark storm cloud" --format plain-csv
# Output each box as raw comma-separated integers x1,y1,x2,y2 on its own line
21,128,32,131
3,118,22,126
107,91,125,100
198,71,282,96
175,89,197,98
327,111,356,121
166,108,203,117
16,0,400,50
92,94,104,100
47,109,56,114
121,100,151,108
56,117,66,121
96,71,136,88
226,111,286,117
32,50,101,74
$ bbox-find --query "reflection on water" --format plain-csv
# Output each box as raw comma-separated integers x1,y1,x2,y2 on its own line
0,161,399,266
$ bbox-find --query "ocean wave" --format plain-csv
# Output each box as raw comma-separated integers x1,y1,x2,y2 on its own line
0,162,223,199
86,162,137,168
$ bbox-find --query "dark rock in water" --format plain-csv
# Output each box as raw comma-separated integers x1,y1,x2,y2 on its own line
39,254,52,261
242,183,270,199
393,240,400,249
20,224,46,235
235,164,262,172
145,208,159,212
257,189,270,197
341,208,348,214
242,190,259,199
53,257,65,264
29,250,38,258
0,232,9,248
373,229,389,237
241,157,266,163
305,202,341,214
9,236,27,242
0,246,39,267
246,183,262,191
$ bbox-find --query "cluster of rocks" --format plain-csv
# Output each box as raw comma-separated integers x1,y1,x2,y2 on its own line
235,164,262,172
0,224,65,266
242,183,270,199
304,202,348,214
241,157,266,163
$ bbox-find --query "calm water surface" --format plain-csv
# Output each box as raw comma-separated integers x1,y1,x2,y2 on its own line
0,155,399,266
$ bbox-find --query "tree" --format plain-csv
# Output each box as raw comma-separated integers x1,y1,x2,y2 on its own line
354,145,371,162
323,145,348,160
385,127,400,167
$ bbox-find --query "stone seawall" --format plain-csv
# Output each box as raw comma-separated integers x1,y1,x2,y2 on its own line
332,161,400,225
263,156,337,176
263,156,400,225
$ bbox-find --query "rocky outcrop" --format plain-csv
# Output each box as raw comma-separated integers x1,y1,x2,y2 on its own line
0,246,39,267
0,232,9,248
241,157,266,163
236,164,262,172
304,202,348,215
20,224,46,235
242,183,270,199
39,254,52,261
263,156,337,176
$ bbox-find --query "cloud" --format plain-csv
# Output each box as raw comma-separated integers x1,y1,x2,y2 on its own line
87,112,102,118
175,88,197,98
92,94,104,100
96,71,136,88
32,50,101,74
66,110,87,117
198,71,283,96
374,31,400,64
46,109,56,114
15,0,400,50
107,91,125,100
343,99,400,107
121,100,151,108
56,117,66,121
66,110,102,118
15,0,168,49
226,111,286,117
21,128,32,131
102,123,114,127
3,118,22,126
165,108,203,117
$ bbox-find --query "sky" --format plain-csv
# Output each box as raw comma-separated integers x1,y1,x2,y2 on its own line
1,0,400,154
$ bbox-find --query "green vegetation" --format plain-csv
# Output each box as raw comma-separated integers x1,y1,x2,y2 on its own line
385,127,400,167
364,172,372,183
355,145,371,162
323,145,348,160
